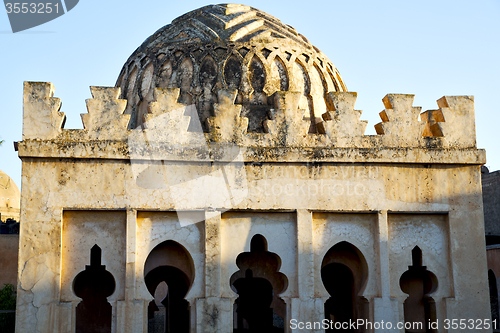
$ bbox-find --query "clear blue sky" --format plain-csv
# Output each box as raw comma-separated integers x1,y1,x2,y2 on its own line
1,0,499,188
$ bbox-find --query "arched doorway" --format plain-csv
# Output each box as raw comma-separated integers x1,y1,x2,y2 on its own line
230,234,288,333
144,240,195,333
321,241,369,332
399,246,438,333
73,244,116,333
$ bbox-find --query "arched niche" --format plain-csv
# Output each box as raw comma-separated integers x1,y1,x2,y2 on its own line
195,55,218,132
230,234,288,333
399,246,438,333
173,56,194,105
73,244,116,333
248,56,267,105
135,62,155,129
124,66,138,127
156,58,173,89
309,63,327,121
141,62,154,100
290,60,317,133
326,66,340,92
223,54,243,105
321,241,369,331
144,240,195,333
268,56,289,95
239,55,271,133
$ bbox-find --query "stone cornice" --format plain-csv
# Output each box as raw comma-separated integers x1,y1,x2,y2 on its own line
17,139,486,165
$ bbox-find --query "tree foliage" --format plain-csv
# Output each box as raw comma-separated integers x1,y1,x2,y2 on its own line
0,284,16,332
0,284,16,310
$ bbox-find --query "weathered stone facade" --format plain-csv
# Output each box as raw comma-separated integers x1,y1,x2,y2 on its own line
16,4,489,333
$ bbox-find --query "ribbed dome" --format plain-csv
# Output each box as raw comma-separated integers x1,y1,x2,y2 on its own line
116,3,347,132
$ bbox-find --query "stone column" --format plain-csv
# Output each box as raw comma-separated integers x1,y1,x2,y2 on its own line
373,210,402,333
116,209,148,333
289,210,325,333
297,210,314,299
205,211,221,298
196,210,232,333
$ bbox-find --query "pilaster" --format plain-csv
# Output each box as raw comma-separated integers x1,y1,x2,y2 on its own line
196,211,232,332
373,210,402,332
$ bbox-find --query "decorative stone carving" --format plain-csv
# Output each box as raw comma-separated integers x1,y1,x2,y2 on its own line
317,92,368,140
423,96,476,148
81,87,130,140
142,88,202,145
207,89,249,143
375,94,426,146
263,91,309,146
20,81,481,152
115,4,346,130
22,81,65,140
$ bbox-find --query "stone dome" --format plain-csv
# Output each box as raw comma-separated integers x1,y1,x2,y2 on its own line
0,169,20,222
116,3,347,133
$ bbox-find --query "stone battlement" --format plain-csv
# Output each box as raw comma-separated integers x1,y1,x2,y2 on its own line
19,81,484,164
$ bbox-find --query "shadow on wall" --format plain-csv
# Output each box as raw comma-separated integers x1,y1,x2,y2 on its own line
399,246,438,333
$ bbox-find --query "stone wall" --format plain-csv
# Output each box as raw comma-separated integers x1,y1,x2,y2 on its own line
483,169,500,241
0,234,19,287
14,81,490,332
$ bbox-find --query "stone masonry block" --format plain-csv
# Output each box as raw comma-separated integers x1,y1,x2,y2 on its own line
82,86,130,140
317,92,367,139
23,82,65,140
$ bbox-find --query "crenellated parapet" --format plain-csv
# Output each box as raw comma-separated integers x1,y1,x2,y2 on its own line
142,88,202,145
207,89,249,144
22,82,65,140
82,87,130,140
18,82,484,164
374,94,426,147
263,91,310,146
420,96,476,148
318,92,368,146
